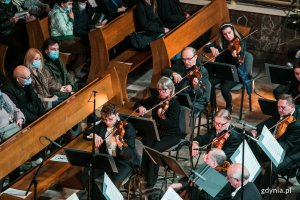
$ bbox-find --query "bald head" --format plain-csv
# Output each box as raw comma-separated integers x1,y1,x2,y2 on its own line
14,65,31,86
227,163,250,188
181,47,197,68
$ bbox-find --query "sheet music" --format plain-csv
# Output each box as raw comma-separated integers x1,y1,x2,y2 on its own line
161,187,183,200
230,140,261,182
66,193,80,200
0,188,31,199
258,126,285,167
50,154,68,163
103,173,124,200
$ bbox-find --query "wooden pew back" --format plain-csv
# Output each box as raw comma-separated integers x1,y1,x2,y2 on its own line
26,17,50,51
0,75,115,180
0,44,8,77
150,0,229,88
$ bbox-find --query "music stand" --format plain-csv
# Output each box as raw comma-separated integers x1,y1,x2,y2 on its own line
119,114,160,145
258,98,277,116
264,63,294,85
204,62,240,115
64,148,118,173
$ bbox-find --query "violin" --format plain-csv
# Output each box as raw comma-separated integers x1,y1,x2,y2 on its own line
274,115,296,139
114,120,128,147
159,100,169,115
215,160,230,172
228,37,244,65
186,66,202,81
213,130,230,149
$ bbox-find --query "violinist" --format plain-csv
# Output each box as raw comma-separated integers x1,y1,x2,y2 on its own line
204,23,253,113
162,47,210,116
251,94,300,177
192,109,242,160
134,76,181,188
83,103,139,188
171,148,231,200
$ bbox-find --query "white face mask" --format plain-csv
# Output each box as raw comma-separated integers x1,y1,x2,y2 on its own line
78,2,87,10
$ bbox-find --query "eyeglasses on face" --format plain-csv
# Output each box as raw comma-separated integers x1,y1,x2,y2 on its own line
182,54,196,62
214,121,228,127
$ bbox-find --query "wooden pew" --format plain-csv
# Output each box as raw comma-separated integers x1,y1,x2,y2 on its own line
0,44,8,77
26,17,73,65
150,0,250,88
0,68,136,200
87,8,152,100
0,75,115,181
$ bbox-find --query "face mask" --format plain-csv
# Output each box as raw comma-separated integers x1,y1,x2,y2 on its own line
31,60,42,69
4,0,11,4
49,50,59,60
22,77,32,86
65,5,72,12
78,2,87,10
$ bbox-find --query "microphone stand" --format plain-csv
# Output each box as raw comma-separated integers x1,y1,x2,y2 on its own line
88,91,97,200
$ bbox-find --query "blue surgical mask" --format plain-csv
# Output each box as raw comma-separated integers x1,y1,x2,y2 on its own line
23,77,32,86
65,5,72,12
4,0,11,4
49,50,59,60
31,60,42,69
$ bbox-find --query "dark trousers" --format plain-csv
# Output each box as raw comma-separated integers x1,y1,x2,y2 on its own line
219,80,238,111
142,135,180,187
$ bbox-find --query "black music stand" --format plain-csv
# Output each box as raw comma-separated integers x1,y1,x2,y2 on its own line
204,62,240,116
264,63,294,85
64,148,118,173
258,98,277,116
119,114,160,146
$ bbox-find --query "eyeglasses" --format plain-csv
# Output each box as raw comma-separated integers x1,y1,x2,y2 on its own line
181,54,196,62
157,88,169,93
214,121,228,127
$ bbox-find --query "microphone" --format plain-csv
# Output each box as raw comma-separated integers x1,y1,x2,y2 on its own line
236,120,257,130
43,136,62,148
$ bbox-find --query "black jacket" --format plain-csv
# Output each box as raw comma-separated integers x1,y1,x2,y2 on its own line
157,0,185,29
83,119,139,166
101,0,126,21
232,182,262,200
193,126,243,160
3,79,45,125
134,1,164,35
256,106,300,166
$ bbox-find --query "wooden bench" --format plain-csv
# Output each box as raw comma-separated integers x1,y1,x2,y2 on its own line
0,67,136,200
87,8,152,101
150,0,250,88
26,17,73,65
0,44,8,77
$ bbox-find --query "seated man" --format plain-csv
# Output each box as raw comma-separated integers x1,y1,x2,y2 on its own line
192,109,242,160
252,94,300,178
3,65,45,125
162,47,210,116
227,163,262,200
171,148,231,200
83,103,139,189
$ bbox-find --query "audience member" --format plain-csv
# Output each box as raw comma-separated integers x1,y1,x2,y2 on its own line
24,0,50,18
24,48,72,109
48,0,89,78
101,0,127,21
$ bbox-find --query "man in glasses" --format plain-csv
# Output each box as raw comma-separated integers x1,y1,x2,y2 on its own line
192,109,242,160
162,47,210,116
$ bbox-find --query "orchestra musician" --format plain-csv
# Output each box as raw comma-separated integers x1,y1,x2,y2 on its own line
83,103,139,189
204,22,253,113
251,94,300,177
172,148,231,200
192,109,243,160
134,76,181,188
162,47,210,116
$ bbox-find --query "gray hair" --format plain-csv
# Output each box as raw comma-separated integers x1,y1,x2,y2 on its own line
157,76,175,96
210,148,227,166
215,109,231,121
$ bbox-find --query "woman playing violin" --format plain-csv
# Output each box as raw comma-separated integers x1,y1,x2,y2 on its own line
192,109,242,160
134,76,181,188
251,94,300,177
83,103,139,189
162,47,210,116
204,23,253,113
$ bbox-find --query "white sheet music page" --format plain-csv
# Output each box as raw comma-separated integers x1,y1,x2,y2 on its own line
66,193,80,200
0,188,31,199
258,125,285,167
103,173,124,200
161,186,183,200
230,140,261,182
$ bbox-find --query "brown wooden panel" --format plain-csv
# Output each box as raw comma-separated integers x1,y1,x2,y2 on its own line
0,75,114,180
0,44,8,77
